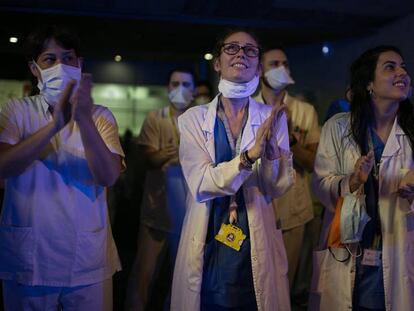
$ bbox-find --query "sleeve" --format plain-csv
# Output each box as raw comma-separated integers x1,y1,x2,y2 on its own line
305,105,321,146
136,111,160,150
258,111,295,198
93,106,126,169
0,100,22,145
178,110,252,203
311,118,349,212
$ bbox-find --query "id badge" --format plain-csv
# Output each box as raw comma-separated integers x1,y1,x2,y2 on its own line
215,223,246,251
362,249,382,266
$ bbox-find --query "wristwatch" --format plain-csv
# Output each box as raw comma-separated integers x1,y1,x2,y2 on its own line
240,150,254,170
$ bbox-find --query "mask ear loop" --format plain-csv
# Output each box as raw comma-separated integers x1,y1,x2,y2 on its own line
328,246,350,262
345,243,362,258
328,243,362,263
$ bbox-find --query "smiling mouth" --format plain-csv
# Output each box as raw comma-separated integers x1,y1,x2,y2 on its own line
393,80,407,87
232,63,248,69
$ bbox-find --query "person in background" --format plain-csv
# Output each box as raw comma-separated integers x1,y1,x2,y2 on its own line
171,29,294,311
124,68,196,311
254,46,320,305
311,45,414,310
324,86,352,122
194,79,213,105
0,25,124,310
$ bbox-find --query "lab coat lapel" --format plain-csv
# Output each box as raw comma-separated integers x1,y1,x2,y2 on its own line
201,96,219,163
241,99,262,151
382,117,402,159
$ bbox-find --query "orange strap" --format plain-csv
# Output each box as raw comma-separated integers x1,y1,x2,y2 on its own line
327,196,345,248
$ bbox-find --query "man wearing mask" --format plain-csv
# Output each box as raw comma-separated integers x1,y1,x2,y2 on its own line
254,46,320,301
0,26,124,309
125,68,195,311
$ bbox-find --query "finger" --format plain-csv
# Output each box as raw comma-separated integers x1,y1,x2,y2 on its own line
58,80,76,106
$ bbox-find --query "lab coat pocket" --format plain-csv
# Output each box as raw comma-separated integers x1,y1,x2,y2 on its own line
309,248,353,311
74,228,107,274
187,236,205,292
0,226,33,272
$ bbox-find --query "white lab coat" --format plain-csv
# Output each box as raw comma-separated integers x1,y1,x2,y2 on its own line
170,96,295,311
311,112,414,311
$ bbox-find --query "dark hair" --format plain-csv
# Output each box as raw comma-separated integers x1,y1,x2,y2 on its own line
167,67,196,86
196,80,213,93
349,45,414,157
25,25,81,62
213,28,262,61
261,44,286,56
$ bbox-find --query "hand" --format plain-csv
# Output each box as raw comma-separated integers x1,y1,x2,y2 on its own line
52,80,76,131
349,151,374,192
398,184,414,204
247,102,286,161
265,102,286,160
162,143,179,159
71,73,94,123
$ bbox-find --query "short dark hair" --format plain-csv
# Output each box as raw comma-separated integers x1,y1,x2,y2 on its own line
167,67,196,85
196,80,212,91
25,25,81,62
261,44,287,56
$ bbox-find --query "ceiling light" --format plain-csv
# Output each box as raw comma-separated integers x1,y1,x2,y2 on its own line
322,44,330,56
204,53,213,61
114,55,122,62
9,37,18,43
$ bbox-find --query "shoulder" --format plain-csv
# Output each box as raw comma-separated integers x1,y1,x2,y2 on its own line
146,106,170,121
92,104,115,119
250,97,272,115
324,112,350,128
321,112,351,142
286,94,316,114
179,103,209,124
1,95,42,115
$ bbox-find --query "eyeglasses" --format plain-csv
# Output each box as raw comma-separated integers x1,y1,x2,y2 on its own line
221,43,260,58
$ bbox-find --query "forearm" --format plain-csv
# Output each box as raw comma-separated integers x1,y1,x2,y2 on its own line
0,122,58,178
146,150,173,168
77,116,121,186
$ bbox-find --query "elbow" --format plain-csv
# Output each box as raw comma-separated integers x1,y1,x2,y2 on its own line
94,166,121,187
95,174,119,187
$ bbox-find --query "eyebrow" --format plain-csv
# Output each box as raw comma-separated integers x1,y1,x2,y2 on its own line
382,60,406,66
224,41,256,46
40,50,75,57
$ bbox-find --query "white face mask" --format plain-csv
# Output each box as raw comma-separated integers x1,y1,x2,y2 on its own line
168,85,193,110
35,62,82,106
218,75,259,99
264,66,295,91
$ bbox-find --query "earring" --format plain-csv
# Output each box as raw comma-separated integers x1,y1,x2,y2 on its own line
368,89,373,96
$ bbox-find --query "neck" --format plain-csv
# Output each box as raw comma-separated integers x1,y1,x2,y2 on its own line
371,99,398,130
221,96,248,117
169,104,185,118
261,84,285,106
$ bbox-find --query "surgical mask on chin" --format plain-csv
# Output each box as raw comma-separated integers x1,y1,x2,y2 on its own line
264,66,295,92
218,75,259,99
35,62,82,106
168,85,193,110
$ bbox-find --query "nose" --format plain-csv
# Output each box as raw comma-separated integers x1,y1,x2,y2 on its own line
397,66,408,76
235,46,247,58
